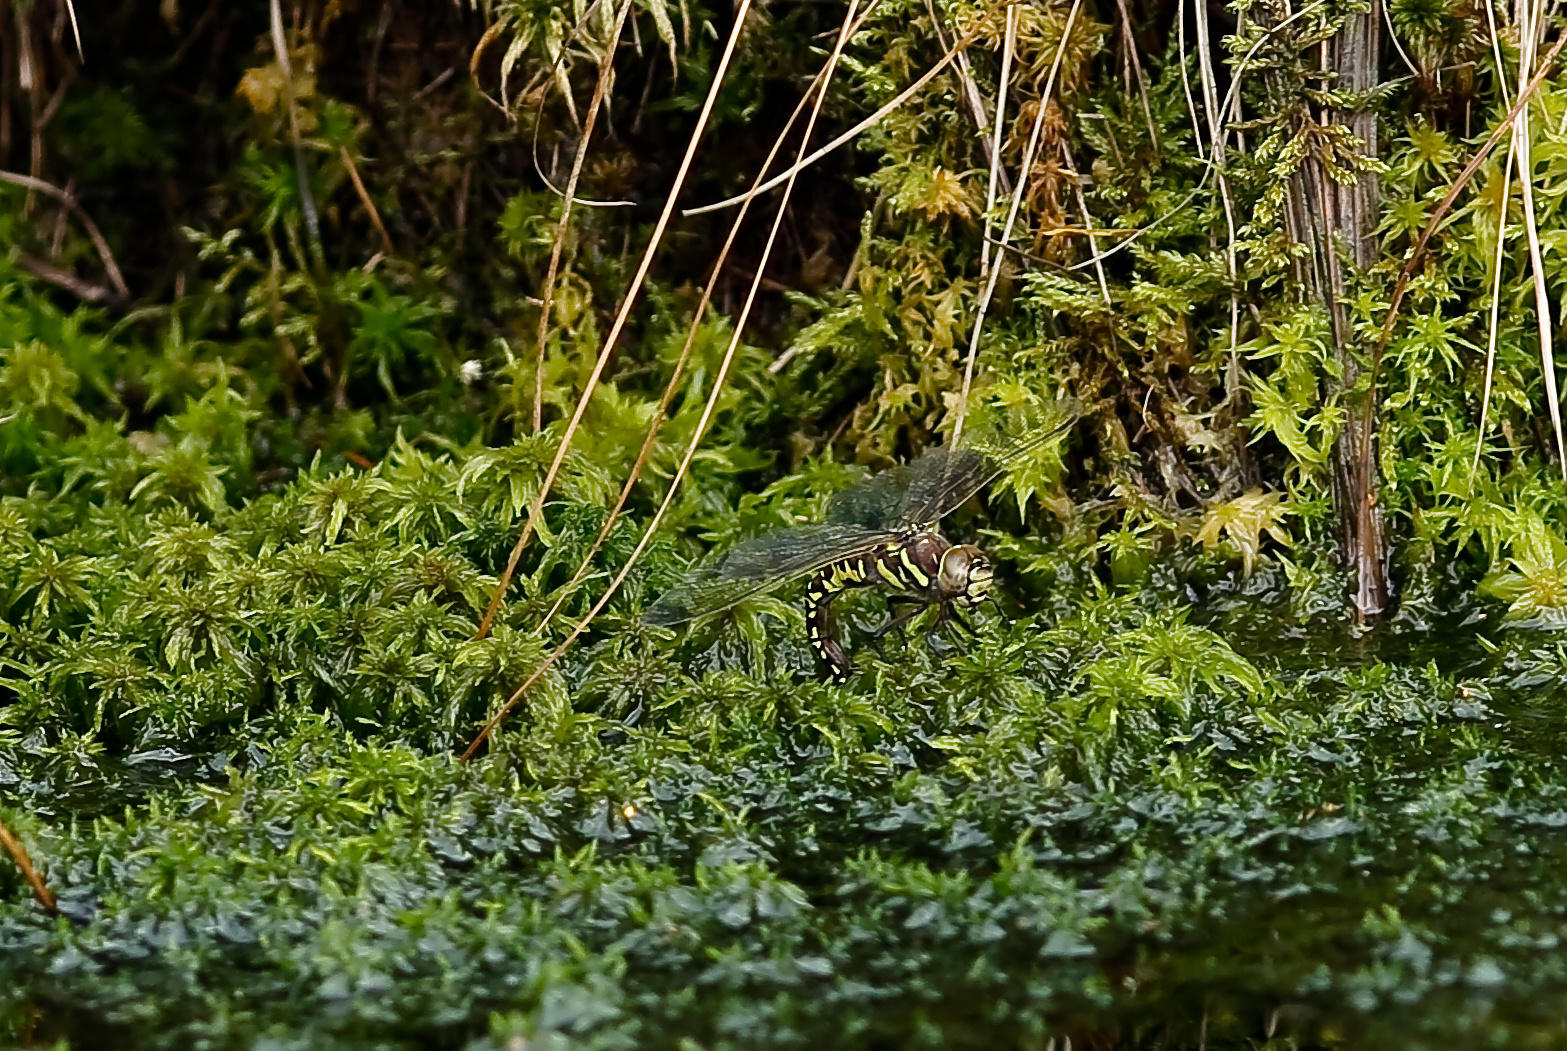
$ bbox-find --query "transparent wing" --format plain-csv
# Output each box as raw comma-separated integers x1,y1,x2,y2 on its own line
645,523,891,626
887,447,994,528
823,462,913,530
826,408,1079,530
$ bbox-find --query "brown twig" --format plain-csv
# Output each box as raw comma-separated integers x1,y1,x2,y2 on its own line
0,813,57,914
167,0,222,69
413,66,457,101
338,147,394,256
16,252,113,301
0,169,129,298
722,263,791,294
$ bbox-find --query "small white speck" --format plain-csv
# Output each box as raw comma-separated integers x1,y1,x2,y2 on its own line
459,360,483,384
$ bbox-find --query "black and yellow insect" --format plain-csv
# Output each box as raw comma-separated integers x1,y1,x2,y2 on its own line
645,414,1074,681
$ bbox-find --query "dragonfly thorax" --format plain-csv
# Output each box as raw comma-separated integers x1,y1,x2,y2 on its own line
938,544,993,606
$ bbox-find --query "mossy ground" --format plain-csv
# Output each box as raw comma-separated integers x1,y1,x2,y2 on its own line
8,0,1567,1046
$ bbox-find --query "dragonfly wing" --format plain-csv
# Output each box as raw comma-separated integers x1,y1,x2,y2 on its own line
895,410,1080,526
826,407,1079,531
645,523,890,626
824,465,909,529
891,448,992,528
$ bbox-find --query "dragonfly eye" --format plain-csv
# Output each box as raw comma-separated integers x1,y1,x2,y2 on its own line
940,545,992,600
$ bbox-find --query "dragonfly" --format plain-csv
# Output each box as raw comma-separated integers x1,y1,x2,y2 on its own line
645,412,1076,681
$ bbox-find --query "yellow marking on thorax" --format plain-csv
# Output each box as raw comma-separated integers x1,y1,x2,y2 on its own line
897,546,930,587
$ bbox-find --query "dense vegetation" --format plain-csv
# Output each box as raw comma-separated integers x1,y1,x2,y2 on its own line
6,0,1567,1045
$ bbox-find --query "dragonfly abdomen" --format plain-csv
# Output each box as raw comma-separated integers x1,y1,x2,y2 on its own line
805,535,949,681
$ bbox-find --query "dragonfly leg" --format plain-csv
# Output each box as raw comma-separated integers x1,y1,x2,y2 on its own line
923,603,953,654
920,604,972,656
943,610,971,652
869,602,927,660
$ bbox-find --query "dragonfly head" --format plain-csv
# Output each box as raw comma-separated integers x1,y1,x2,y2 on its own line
939,544,994,606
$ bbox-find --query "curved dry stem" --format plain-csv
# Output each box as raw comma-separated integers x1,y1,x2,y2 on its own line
980,3,1018,279
1486,0,1513,106
1381,0,1421,78
464,0,865,761
468,19,512,114
473,0,635,207
534,0,886,633
1176,0,1206,163
1475,134,1516,474
525,5,640,214
0,169,128,298
681,22,983,218
474,0,759,643
270,0,322,259
531,0,637,433
1514,0,1566,476
1362,29,1567,478
0,813,56,915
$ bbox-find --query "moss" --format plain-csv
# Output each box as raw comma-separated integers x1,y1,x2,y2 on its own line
4,0,1567,1044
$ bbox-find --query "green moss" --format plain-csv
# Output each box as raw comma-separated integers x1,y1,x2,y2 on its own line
6,0,1567,1044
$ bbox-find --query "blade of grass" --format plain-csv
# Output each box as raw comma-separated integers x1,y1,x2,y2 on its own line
980,3,1018,279
1177,0,1206,163
1487,0,1514,106
1475,3,1518,473
1513,0,1566,476
1474,133,1515,473
1192,0,1241,400
1113,0,1159,155
64,0,81,61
